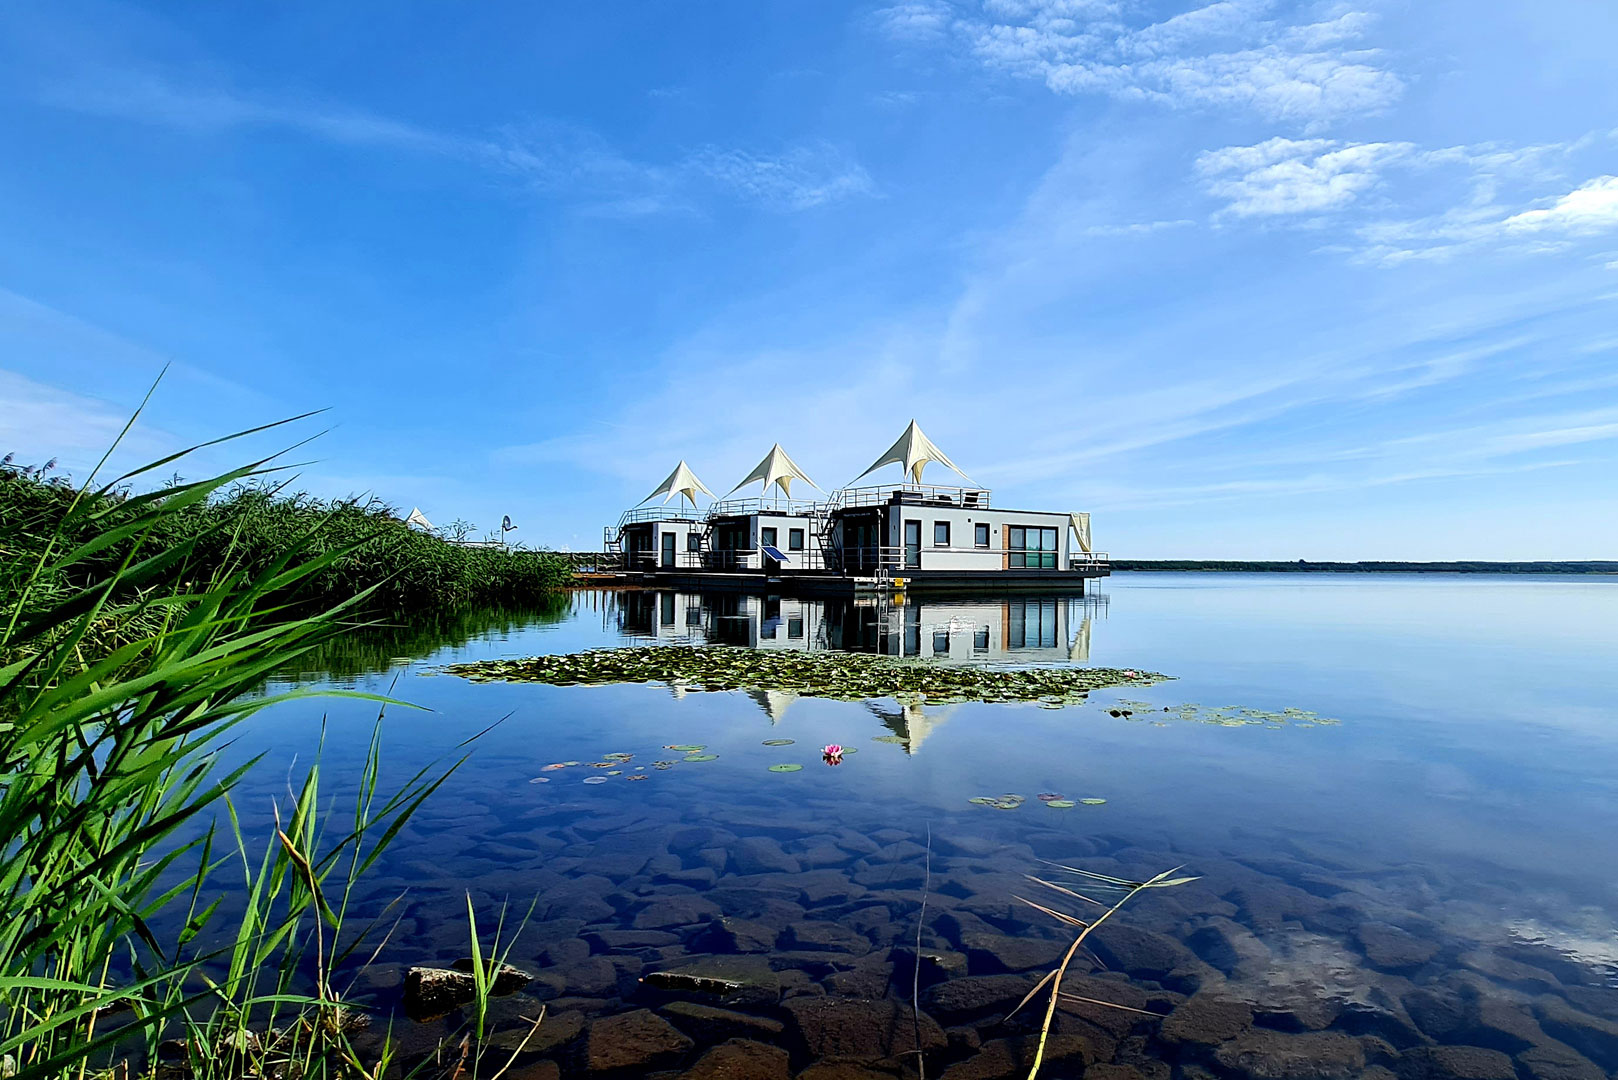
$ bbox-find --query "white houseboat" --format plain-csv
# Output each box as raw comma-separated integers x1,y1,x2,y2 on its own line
603,421,1107,593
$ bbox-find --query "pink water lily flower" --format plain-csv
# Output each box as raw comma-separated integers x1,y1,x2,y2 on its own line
1123,669,1137,678
821,744,844,765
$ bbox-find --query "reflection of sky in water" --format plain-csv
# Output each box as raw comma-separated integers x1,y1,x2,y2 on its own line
241,572,1618,939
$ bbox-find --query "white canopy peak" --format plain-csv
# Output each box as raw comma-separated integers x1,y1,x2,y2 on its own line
854,420,972,485
641,460,715,508
728,444,819,498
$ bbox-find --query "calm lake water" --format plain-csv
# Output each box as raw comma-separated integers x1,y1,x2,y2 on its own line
234,573,1618,1077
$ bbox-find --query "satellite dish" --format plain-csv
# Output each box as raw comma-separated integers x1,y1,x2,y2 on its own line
501,515,515,532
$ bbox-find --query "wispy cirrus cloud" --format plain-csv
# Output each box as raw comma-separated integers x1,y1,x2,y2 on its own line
1190,132,1618,264
1196,136,1414,216
41,69,875,214
873,0,1403,126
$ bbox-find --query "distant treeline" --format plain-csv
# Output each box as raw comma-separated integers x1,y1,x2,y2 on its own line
1112,560,1618,574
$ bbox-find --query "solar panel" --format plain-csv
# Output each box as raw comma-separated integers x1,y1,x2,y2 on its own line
761,545,791,563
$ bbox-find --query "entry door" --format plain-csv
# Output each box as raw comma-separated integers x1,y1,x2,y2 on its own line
903,520,921,569
661,532,676,568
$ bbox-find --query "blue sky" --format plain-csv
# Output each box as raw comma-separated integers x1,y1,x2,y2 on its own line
2,0,1616,558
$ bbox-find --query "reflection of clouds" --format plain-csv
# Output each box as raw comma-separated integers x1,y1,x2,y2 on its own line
866,700,958,753
746,689,799,724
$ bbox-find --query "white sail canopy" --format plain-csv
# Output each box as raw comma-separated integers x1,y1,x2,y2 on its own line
1069,512,1092,554
642,460,715,508
728,444,818,498
404,507,436,532
854,420,971,485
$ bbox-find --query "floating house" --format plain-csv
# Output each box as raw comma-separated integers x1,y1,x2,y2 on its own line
603,421,1107,593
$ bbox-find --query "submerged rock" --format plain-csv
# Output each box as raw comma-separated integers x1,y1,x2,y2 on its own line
1212,1029,1367,1080
1355,923,1441,973
782,996,947,1065
679,1038,791,1080
1158,994,1254,1046
576,1008,694,1074
642,954,781,1006
660,1000,785,1044
1394,1045,1517,1080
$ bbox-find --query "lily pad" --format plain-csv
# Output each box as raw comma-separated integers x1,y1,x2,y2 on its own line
762,739,795,746
627,774,649,781
683,754,718,762
528,777,551,784
666,744,706,752
1079,798,1107,806
767,764,803,773
968,797,998,805
606,770,622,775
603,752,634,762
1044,799,1076,808
872,735,909,745
582,776,609,785
445,645,1170,704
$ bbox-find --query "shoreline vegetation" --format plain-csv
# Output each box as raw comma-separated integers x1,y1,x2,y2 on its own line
0,420,551,1079
445,645,1168,704
1112,559,1618,573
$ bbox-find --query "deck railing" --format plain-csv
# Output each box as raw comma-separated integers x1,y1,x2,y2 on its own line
829,483,992,510
616,505,705,528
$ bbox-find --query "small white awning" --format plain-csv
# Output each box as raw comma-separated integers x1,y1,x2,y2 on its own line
855,420,972,485
1069,512,1092,554
404,507,436,532
728,444,819,498
642,460,715,508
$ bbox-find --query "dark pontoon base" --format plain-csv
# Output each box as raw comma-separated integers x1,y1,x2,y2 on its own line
595,567,1107,597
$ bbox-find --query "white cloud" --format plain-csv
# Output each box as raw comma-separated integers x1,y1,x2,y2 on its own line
1197,137,1413,216
1504,176,1618,234
685,144,876,210
874,0,1403,125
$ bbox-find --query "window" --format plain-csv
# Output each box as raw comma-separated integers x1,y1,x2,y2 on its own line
974,523,990,548
1008,600,1058,648
974,627,990,650
1008,525,1059,569
788,528,805,551
934,521,950,547
788,617,804,639
933,630,950,654
687,533,700,552
761,527,777,548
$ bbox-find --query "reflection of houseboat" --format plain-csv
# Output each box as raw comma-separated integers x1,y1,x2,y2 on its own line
604,422,1108,593
606,590,1103,666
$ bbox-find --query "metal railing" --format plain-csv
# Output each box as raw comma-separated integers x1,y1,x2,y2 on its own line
829,483,992,510
623,546,829,572
1069,553,1110,570
707,497,828,518
616,505,705,527
838,544,1108,573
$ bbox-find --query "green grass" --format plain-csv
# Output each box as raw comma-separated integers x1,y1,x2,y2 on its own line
0,412,529,1079
1,447,573,636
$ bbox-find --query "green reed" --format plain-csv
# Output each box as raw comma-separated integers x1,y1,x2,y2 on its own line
0,409,506,1079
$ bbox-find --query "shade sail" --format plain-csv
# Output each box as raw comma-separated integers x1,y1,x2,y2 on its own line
1069,512,1092,554
728,444,818,498
855,420,971,485
642,460,715,508
404,507,436,532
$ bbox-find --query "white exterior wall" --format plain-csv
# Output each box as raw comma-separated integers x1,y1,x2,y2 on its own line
882,504,1072,571
647,519,705,567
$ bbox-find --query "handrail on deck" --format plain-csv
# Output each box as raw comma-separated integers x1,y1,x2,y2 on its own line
830,483,992,510
616,505,705,528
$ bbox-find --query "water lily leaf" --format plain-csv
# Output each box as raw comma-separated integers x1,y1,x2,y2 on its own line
528,777,551,784
872,736,908,744
968,797,998,805
1079,797,1107,805
626,774,649,781
606,770,622,775
540,763,570,771
762,739,795,746
768,764,803,773
666,744,706,752
1044,799,1076,809
684,754,718,762
1037,793,1064,802
603,752,634,762
582,776,609,785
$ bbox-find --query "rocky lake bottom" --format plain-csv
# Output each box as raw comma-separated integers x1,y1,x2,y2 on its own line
230,576,1618,1079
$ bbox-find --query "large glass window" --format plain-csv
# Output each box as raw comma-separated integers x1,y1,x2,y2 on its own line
934,521,950,547
974,523,990,547
1008,525,1059,568
761,527,777,548
788,528,805,551
687,533,700,552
